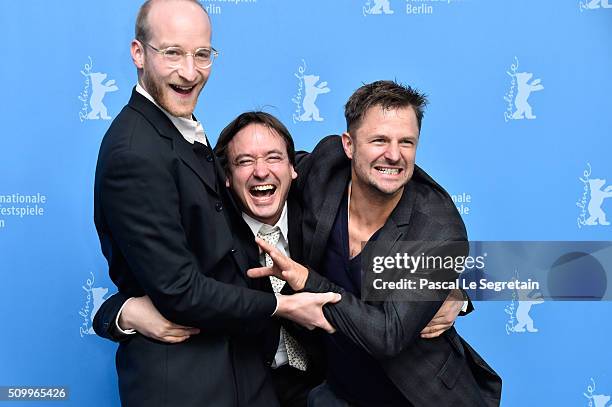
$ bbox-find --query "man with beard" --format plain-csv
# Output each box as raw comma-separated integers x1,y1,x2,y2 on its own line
93,1,339,406
250,81,503,406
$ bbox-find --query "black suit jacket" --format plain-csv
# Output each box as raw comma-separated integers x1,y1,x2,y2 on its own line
93,89,279,407
295,136,502,407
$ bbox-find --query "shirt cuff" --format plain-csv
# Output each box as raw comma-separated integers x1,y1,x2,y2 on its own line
271,293,280,316
115,297,137,335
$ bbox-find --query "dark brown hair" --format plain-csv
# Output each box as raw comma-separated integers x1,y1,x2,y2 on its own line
345,80,428,134
214,112,296,171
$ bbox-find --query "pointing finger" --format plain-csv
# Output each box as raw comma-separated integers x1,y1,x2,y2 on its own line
247,266,275,278
255,237,275,254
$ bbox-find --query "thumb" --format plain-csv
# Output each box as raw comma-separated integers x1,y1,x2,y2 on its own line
322,292,342,304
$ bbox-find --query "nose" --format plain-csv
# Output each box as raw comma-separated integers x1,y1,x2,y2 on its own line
384,141,401,163
253,159,270,179
178,55,198,83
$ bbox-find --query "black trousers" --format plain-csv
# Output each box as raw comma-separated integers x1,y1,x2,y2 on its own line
271,364,322,407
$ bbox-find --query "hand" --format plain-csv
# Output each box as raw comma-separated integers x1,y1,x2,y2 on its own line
420,289,464,339
119,296,200,343
275,292,341,334
247,237,309,291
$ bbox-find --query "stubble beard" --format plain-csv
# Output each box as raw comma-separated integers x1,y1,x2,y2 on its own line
142,70,200,118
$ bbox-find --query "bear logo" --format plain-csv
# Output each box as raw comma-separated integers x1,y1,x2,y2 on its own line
364,0,394,15
581,0,612,10
512,289,543,333
585,179,612,226
592,394,611,407
299,75,330,122
87,72,118,120
87,287,109,334
512,72,543,120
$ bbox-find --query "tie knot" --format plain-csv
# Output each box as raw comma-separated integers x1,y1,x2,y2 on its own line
257,225,281,246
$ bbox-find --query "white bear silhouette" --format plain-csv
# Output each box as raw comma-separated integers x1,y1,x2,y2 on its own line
513,290,543,333
592,394,611,407
300,75,330,122
582,0,612,9
512,72,543,120
88,287,109,334
370,0,394,14
87,72,118,120
585,179,612,226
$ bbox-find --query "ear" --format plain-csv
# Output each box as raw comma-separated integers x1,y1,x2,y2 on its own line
341,132,353,160
290,165,297,180
131,39,145,69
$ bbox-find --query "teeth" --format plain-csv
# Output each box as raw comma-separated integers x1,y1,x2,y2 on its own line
252,185,274,191
173,85,193,90
377,168,399,175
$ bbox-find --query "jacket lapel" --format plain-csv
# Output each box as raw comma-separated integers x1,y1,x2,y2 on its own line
371,182,417,260
287,189,304,262
308,165,351,268
127,88,218,195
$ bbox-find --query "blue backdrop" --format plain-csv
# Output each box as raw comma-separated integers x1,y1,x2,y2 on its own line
1,0,611,405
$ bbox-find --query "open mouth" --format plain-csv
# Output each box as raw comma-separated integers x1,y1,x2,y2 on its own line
249,184,277,199
170,84,196,95
374,166,403,175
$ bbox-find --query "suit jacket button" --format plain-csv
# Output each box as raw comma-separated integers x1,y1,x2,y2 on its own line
231,248,236,253
206,154,213,162
215,202,223,212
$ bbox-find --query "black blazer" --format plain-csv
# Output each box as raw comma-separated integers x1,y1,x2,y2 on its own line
295,136,502,407
93,89,279,407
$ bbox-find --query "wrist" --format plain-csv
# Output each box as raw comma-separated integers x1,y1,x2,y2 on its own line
118,312,131,331
274,294,293,318
116,297,137,335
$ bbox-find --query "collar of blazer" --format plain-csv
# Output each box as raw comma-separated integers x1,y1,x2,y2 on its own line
127,87,219,195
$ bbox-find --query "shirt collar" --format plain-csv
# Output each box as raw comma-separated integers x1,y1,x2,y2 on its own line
242,203,289,241
135,83,207,146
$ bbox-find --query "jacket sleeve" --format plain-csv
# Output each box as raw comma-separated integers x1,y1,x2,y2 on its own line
99,149,276,333
92,292,133,342
303,269,444,360
301,235,466,361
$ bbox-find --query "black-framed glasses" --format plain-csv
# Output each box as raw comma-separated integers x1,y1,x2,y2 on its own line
143,42,218,69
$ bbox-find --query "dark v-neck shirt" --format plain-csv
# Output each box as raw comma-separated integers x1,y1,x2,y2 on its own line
321,189,409,407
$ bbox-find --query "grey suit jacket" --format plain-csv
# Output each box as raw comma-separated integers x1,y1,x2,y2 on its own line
295,135,502,407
